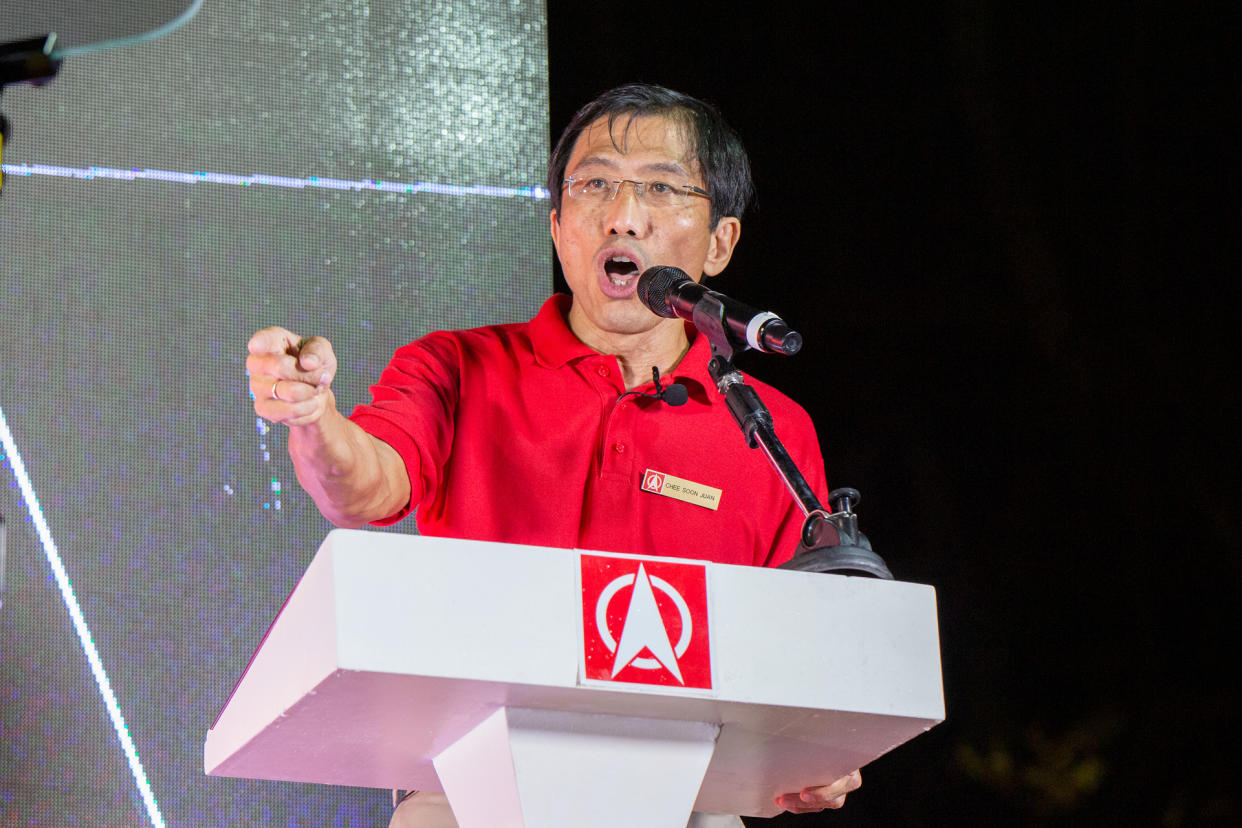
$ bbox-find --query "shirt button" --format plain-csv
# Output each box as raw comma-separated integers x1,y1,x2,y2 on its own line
596,365,610,377
613,442,626,453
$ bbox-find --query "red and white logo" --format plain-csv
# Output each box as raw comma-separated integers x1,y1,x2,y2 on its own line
579,553,712,690
641,471,666,494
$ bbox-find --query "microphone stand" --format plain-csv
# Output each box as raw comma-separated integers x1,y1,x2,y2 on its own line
693,294,893,579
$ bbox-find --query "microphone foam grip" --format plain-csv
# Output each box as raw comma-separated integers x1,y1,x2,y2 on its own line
662,382,690,406
637,266,690,318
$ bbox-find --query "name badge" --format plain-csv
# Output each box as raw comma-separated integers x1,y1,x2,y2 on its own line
640,469,722,511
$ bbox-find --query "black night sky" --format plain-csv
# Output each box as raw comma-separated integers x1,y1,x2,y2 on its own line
549,4,1235,826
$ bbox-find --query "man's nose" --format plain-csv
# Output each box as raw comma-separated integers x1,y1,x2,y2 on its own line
604,180,649,236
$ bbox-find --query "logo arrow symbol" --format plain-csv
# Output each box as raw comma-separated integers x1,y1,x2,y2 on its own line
610,563,684,684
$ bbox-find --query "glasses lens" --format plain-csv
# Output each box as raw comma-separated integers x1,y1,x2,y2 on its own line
567,176,611,200
643,180,683,207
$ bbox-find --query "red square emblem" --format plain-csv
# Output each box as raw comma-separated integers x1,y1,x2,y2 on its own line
579,553,712,690
641,471,666,493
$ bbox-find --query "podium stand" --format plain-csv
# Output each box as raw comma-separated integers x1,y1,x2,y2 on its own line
205,530,943,825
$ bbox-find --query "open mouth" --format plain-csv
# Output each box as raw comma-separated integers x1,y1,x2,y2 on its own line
604,255,641,285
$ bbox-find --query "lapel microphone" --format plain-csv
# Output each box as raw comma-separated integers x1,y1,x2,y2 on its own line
618,367,689,407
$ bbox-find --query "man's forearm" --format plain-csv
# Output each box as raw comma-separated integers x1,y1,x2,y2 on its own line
287,407,410,528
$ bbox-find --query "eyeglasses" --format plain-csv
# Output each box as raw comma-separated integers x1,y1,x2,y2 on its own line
561,175,711,209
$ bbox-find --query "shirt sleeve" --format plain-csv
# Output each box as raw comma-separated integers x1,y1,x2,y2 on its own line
347,332,463,525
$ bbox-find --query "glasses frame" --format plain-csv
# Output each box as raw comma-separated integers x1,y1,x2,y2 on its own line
561,175,712,208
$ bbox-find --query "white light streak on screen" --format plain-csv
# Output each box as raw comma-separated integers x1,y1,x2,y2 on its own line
0,162,550,199
0,406,166,827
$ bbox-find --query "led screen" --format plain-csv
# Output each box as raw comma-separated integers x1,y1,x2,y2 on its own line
0,0,549,823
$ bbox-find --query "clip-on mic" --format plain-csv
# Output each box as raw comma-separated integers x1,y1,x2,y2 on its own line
617,367,688,407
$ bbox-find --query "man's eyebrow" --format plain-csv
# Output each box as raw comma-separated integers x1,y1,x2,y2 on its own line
644,160,692,177
569,155,621,172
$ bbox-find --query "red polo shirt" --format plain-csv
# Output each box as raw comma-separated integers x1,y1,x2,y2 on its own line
349,295,829,567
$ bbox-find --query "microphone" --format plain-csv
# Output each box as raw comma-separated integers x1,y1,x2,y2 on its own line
657,375,689,406
637,266,802,355
618,367,688,407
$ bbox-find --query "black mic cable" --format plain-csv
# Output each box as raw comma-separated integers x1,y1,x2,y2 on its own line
617,366,689,407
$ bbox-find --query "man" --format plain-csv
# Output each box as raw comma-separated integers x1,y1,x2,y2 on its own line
247,84,862,825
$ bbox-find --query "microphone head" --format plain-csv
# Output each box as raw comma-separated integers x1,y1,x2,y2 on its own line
637,266,691,318
661,382,689,406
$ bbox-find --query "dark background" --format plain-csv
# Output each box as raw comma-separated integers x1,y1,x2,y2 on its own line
548,3,1236,826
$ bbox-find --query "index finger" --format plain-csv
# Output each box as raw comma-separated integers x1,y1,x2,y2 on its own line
248,326,303,356
295,335,336,374
799,769,862,804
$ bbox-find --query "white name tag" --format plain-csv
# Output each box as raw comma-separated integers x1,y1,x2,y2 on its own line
640,469,722,511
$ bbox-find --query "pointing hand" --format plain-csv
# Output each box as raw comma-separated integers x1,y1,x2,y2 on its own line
246,327,339,427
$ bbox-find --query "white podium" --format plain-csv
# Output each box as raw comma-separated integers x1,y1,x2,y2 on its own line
205,530,943,825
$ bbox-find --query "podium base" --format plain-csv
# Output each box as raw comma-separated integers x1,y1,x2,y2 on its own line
433,707,720,828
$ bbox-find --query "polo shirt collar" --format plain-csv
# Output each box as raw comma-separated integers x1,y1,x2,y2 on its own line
662,329,716,405
529,293,716,404
530,294,596,369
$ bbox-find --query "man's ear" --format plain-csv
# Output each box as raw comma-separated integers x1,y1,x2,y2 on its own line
549,208,560,253
702,216,741,278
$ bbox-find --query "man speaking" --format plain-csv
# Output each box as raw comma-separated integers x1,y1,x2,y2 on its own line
247,84,862,825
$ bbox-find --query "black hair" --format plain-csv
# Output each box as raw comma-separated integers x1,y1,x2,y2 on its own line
547,84,754,228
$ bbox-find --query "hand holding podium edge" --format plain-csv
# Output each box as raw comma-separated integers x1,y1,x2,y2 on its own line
776,769,863,814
